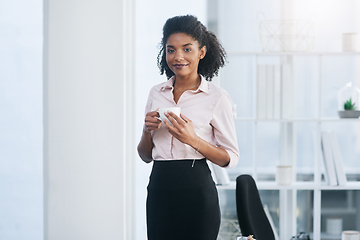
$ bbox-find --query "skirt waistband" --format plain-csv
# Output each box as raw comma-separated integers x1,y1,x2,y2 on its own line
148,158,213,189
153,158,206,168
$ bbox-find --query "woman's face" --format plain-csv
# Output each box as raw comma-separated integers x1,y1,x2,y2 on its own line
165,33,206,78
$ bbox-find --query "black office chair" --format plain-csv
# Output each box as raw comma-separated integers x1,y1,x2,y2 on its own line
236,174,276,240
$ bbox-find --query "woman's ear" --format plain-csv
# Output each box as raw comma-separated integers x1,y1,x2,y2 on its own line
199,45,207,59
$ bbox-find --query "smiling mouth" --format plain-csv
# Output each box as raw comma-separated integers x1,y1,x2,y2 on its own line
173,64,188,69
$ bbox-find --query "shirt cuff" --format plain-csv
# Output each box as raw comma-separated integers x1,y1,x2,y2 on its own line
224,149,239,169
143,124,151,133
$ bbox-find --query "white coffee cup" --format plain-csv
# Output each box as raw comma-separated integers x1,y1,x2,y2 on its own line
326,217,342,235
157,107,181,122
342,231,360,240
342,33,359,52
276,165,292,185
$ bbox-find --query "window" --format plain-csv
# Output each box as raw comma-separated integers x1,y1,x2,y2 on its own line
0,0,43,239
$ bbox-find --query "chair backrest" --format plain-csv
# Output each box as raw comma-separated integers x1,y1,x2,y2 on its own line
236,174,276,240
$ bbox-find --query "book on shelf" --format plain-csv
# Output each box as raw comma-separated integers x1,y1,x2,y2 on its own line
321,131,347,186
266,65,274,119
273,65,281,119
281,64,294,119
257,65,267,119
329,131,347,186
256,64,282,120
321,131,338,186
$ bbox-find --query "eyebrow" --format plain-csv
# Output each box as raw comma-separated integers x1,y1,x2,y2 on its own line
167,43,193,48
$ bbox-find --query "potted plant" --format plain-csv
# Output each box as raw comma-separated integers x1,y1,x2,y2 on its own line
338,83,360,118
344,98,356,110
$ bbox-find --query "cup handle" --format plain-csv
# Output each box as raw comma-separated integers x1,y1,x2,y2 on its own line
156,110,162,121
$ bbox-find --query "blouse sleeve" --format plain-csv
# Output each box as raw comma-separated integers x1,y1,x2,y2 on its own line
210,91,239,168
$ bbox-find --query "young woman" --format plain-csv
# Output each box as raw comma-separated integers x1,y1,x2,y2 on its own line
137,15,239,240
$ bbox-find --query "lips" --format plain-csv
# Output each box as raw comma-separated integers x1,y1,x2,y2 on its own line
173,64,188,69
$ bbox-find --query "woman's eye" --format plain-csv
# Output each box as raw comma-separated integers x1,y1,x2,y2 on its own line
167,49,175,53
184,48,191,52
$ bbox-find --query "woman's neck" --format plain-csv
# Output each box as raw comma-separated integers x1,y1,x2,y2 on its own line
173,74,201,90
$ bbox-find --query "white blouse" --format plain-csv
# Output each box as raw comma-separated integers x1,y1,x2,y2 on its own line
144,75,239,168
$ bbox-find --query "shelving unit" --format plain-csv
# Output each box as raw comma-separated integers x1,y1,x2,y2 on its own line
234,118,360,122
218,181,360,191
217,52,360,240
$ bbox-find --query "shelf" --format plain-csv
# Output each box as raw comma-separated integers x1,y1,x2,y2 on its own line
320,182,360,190
310,232,342,240
319,208,357,215
217,181,360,190
228,51,360,56
321,118,360,122
234,118,360,122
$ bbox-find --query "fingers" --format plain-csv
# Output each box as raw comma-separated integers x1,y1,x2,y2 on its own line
146,109,160,118
162,119,174,132
164,112,192,135
166,111,189,124
145,114,161,124
166,111,182,121
180,113,190,123
144,109,161,132
163,119,183,140
146,109,192,136
144,116,160,131
163,112,196,145
164,112,185,130
145,109,161,122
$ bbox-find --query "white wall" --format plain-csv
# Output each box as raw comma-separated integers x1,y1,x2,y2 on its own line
44,0,209,238
134,1,207,239
43,0,135,239
0,0,43,239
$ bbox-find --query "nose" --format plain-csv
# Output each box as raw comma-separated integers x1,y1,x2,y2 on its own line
175,52,184,61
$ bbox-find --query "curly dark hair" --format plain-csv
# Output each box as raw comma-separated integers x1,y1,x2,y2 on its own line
157,15,226,81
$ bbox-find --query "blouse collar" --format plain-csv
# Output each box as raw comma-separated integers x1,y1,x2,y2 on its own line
159,75,209,94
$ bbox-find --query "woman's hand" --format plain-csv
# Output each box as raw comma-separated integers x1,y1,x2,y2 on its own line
138,109,161,163
163,112,198,148
164,111,230,167
164,112,230,167
144,109,162,133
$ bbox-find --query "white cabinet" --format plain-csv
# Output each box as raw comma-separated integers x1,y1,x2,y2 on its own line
217,52,360,240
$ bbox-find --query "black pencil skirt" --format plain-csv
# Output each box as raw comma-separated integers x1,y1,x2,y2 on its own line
146,159,221,240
